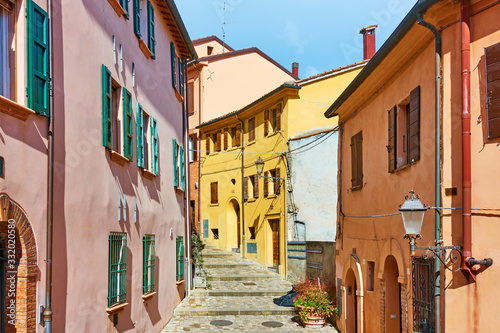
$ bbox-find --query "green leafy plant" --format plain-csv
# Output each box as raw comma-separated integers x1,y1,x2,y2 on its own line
191,230,212,289
294,277,335,323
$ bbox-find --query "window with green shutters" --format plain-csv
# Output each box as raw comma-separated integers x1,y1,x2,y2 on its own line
173,138,178,187
147,1,155,58
151,117,158,175
123,88,133,161
178,58,185,97
27,0,49,116
136,103,144,168
119,0,129,18
176,236,184,281
108,232,127,307
102,65,113,149
171,42,177,90
133,0,141,38
143,234,155,294
180,145,185,191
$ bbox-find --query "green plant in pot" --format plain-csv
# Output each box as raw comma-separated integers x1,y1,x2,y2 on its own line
294,277,335,329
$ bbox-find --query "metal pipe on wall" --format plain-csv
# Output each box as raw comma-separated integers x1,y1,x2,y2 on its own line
236,114,245,258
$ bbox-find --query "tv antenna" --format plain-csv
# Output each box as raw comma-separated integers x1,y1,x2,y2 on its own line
221,1,227,52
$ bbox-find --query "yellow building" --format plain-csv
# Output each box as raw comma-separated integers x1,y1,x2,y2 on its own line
198,61,366,277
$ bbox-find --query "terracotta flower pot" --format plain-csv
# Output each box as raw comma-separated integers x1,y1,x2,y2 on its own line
296,305,326,329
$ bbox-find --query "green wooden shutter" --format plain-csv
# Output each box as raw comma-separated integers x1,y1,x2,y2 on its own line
101,65,112,149
178,58,185,97
133,0,141,38
176,237,184,281
123,88,133,161
173,138,178,187
120,0,129,18
147,1,155,58
151,117,158,175
180,145,185,191
171,42,177,89
27,0,49,116
136,103,144,168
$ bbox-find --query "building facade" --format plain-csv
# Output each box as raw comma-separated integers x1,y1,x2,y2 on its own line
186,36,297,234
325,1,500,332
0,0,195,331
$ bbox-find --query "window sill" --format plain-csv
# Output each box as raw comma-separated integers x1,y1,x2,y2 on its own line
176,280,185,286
142,169,156,180
350,185,363,191
142,292,156,301
210,203,219,207
175,90,184,103
188,111,195,116
392,162,413,173
138,39,154,59
227,146,240,152
107,0,126,17
247,141,256,146
175,187,185,194
266,131,280,138
106,302,128,315
0,95,36,121
247,198,256,203
266,194,277,199
109,150,130,166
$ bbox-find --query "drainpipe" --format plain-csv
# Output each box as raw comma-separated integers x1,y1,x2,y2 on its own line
182,60,191,296
44,0,55,330
417,12,441,333
236,114,245,258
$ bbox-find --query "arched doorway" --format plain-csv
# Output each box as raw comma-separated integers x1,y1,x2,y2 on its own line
226,199,240,251
384,255,401,333
345,268,357,333
0,194,38,333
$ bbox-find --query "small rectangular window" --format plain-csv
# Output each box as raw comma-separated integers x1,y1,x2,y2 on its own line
485,43,500,138
119,0,129,18
0,156,4,178
147,1,155,58
123,88,133,161
143,234,155,294
133,0,141,38
248,117,255,142
176,236,184,281
351,131,363,188
150,117,158,175
189,136,194,162
0,6,14,99
367,261,375,291
108,232,127,307
211,229,219,240
249,227,256,240
187,82,194,114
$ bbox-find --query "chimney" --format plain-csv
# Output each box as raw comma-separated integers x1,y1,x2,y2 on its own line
360,25,377,60
292,62,299,78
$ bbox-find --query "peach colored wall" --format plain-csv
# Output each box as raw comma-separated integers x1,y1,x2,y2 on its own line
201,52,295,122
1,0,190,331
194,39,227,57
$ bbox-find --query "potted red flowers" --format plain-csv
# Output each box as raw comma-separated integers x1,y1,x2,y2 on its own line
293,277,335,329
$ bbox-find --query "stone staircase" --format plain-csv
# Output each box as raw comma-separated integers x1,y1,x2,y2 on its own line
161,244,339,332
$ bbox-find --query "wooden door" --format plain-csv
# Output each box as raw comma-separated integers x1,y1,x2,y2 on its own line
269,219,280,267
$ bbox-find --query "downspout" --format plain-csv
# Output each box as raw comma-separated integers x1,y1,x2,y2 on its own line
194,63,202,235
182,60,191,296
236,114,245,258
44,0,55,330
417,12,441,333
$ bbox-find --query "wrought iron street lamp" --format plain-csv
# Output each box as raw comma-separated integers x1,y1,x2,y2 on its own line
255,156,285,181
399,190,463,271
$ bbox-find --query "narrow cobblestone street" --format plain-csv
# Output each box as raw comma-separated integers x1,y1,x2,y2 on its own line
161,245,339,332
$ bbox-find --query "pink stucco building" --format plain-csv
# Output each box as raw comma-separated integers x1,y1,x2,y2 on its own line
186,35,297,234
0,0,195,331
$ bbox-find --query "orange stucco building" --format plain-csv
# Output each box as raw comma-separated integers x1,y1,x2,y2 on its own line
325,0,500,332
186,36,297,234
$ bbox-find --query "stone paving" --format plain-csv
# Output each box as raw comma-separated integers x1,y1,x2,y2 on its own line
160,245,339,332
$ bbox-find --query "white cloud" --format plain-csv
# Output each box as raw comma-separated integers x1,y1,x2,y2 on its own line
283,20,307,54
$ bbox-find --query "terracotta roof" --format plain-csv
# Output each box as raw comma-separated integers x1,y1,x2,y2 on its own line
192,35,235,51
197,47,298,80
197,82,301,129
296,60,368,85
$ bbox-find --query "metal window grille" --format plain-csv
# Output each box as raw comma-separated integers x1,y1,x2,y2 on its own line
143,234,155,294
108,232,127,307
176,236,184,281
412,257,435,333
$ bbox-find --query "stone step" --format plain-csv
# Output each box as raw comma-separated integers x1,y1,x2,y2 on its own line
204,262,260,268
192,289,290,297
207,275,283,281
174,307,297,317
202,252,234,258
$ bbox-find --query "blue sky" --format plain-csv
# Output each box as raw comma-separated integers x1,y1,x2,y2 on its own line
175,0,416,78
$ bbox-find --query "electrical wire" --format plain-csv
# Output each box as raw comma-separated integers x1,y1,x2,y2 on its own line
342,212,401,218
289,130,336,155
288,126,338,153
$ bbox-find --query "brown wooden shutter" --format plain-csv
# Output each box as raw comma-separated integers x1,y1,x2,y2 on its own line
275,106,281,131
409,86,420,162
249,118,255,141
223,128,228,150
210,182,218,204
263,171,269,197
253,174,259,198
274,168,280,195
264,110,269,136
193,133,198,161
351,132,363,188
235,124,241,146
388,105,397,172
216,131,221,151
486,42,500,138
206,134,210,155
187,82,194,113
243,177,248,200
